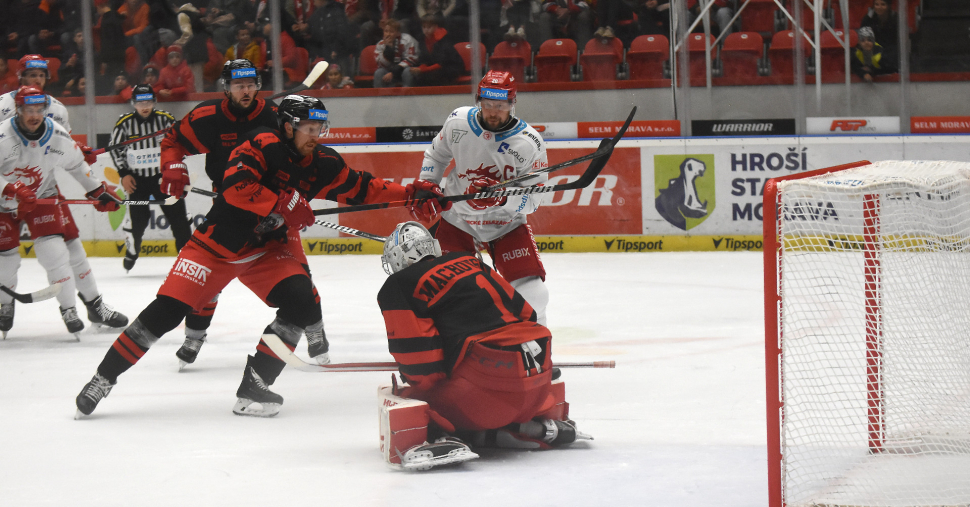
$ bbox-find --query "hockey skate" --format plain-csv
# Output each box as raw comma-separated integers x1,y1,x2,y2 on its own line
60,306,84,340
400,437,479,471
233,362,283,417
176,334,206,371
122,251,138,272
472,419,592,450
306,327,330,365
0,301,14,339
75,372,114,419
82,294,129,331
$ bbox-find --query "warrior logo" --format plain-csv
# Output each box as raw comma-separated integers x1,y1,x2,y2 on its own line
654,155,715,231
173,258,212,285
2,165,43,191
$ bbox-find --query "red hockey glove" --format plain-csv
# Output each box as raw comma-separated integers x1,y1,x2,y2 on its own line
2,181,36,217
77,143,99,165
160,161,190,199
86,182,122,212
274,188,315,230
465,177,507,211
405,179,451,222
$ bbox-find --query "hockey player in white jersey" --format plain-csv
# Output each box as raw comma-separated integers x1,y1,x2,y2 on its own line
0,55,72,132
417,70,551,325
0,86,128,338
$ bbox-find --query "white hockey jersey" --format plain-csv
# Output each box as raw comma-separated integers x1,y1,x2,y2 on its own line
0,117,102,213
0,90,72,133
420,106,548,242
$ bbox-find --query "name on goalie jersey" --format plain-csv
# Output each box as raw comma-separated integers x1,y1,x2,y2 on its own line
173,258,211,285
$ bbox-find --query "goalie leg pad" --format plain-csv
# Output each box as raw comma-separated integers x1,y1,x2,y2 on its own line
379,384,431,467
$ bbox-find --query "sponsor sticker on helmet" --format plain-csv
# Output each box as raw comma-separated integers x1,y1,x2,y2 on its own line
134,93,154,102
480,88,508,101
24,95,46,104
230,68,257,79
309,109,328,121
26,60,47,69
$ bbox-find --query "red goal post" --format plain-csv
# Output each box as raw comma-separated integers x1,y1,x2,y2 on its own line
763,160,970,507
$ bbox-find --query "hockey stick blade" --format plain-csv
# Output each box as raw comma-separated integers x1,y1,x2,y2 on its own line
263,333,614,372
483,105,636,190
266,61,329,100
0,282,62,303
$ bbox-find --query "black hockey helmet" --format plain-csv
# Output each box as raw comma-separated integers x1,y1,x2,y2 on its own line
277,95,330,137
221,59,261,92
130,84,156,105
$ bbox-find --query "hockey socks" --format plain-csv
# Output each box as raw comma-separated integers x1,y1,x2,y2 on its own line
96,319,162,383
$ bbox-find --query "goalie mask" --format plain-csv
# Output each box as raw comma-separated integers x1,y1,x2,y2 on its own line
382,222,441,275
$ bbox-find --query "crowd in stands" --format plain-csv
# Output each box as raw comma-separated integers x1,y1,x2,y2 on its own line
0,0,943,95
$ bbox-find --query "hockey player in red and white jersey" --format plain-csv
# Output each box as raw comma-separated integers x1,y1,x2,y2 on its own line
417,70,551,324
0,55,72,132
376,222,590,471
0,86,128,338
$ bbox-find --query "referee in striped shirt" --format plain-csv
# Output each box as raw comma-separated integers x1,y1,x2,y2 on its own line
110,84,191,272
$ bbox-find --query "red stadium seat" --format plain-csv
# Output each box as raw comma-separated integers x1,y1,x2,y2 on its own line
580,37,623,82
819,29,858,81
721,32,763,82
626,34,668,80
534,38,577,83
741,0,780,34
688,33,717,85
768,30,807,82
356,45,377,87
489,40,532,82
455,42,486,84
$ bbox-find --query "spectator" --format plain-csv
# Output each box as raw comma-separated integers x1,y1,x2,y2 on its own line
63,74,86,96
0,59,18,93
860,0,898,62
258,19,301,86
501,0,534,43
851,26,896,83
119,0,155,63
306,0,355,73
96,0,128,79
205,0,257,53
687,0,734,38
537,0,592,49
9,0,53,57
409,15,463,86
141,62,160,86
176,3,214,92
638,0,670,37
593,0,636,42
318,62,354,89
114,69,134,98
60,29,84,87
226,25,262,67
374,18,419,88
157,44,194,99
356,0,386,48
27,0,65,58
203,38,228,91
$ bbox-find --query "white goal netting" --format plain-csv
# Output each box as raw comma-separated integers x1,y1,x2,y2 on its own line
773,160,970,507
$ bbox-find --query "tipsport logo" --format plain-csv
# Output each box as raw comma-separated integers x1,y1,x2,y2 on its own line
479,88,508,101
654,155,715,231
230,68,257,79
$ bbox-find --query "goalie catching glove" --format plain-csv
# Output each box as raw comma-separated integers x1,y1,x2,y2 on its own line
465,177,507,210
2,181,36,217
86,182,122,212
404,180,450,222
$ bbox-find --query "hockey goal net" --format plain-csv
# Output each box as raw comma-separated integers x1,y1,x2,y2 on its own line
764,160,970,507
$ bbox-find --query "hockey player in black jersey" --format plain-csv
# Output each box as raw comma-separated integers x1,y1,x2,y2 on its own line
110,84,190,272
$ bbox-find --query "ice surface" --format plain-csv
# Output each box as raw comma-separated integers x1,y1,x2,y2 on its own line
0,252,768,506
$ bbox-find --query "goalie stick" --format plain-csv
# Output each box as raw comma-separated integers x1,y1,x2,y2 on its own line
261,333,615,372
312,106,634,217
92,61,330,156
0,282,62,303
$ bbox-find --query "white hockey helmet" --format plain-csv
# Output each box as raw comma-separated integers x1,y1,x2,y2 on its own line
382,221,441,275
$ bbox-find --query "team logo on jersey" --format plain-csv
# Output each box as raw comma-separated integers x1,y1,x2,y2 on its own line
460,163,498,181
172,258,212,285
483,132,491,141
654,155,715,231
451,129,467,144
2,165,42,191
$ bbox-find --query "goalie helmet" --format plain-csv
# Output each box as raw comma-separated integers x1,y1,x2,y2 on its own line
221,59,262,92
382,221,441,275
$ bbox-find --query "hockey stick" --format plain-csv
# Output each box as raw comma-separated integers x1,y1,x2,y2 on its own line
312,135,616,217
0,282,62,303
93,62,331,156
483,105,637,191
36,196,180,206
262,333,615,372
